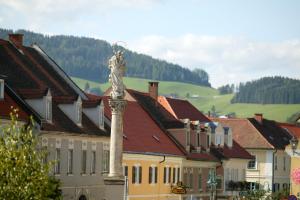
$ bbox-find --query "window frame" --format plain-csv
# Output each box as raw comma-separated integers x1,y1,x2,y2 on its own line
91,151,96,174
67,149,73,175
81,150,87,175
247,155,257,170
102,150,110,173
54,148,61,175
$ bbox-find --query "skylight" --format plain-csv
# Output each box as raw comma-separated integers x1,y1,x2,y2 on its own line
152,135,160,142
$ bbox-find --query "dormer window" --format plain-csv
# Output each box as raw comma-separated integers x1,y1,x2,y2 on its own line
76,99,82,126
0,79,4,100
99,102,104,129
45,89,52,122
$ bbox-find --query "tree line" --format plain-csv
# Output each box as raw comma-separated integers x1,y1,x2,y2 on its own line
0,28,211,87
231,76,300,104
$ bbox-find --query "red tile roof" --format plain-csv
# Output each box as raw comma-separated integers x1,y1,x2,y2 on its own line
212,118,274,149
0,84,41,123
102,96,184,156
159,96,211,122
278,123,300,139
0,38,108,136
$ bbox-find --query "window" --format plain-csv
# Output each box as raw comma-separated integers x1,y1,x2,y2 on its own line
216,135,222,145
99,105,104,128
0,79,4,100
81,150,87,174
250,182,258,191
148,166,157,184
216,176,222,190
234,169,239,181
273,183,280,192
197,133,200,147
183,169,188,186
283,156,286,171
172,167,176,184
163,167,171,184
177,168,180,183
282,183,289,191
91,151,96,174
123,166,128,177
132,166,142,184
102,150,109,173
231,168,234,181
54,148,60,174
67,149,73,174
248,155,257,169
189,170,193,189
274,156,277,170
42,146,48,165
186,130,190,146
207,134,210,147
169,167,171,184
45,98,52,121
76,102,82,125
198,172,202,190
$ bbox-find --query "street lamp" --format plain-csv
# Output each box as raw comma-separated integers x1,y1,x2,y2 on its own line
207,169,217,200
290,136,300,155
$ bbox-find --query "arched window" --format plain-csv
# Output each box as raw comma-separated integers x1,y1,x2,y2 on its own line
79,195,87,200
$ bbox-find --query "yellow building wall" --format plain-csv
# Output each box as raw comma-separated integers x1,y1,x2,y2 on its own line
290,157,300,197
286,143,300,197
123,153,183,200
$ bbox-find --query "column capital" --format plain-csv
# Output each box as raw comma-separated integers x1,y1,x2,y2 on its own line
109,98,127,113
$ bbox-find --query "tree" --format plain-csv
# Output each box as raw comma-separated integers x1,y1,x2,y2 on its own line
287,111,300,124
0,109,62,200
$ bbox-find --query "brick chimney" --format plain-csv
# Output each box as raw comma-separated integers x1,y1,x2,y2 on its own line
9,33,23,49
254,113,263,124
148,82,159,100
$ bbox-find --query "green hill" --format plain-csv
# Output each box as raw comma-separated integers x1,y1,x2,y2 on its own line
72,77,300,122
0,28,210,86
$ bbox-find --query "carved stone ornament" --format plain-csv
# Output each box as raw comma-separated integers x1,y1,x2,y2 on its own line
108,50,126,99
109,99,127,113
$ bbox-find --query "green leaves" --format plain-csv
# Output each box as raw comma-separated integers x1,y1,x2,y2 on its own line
0,109,61,200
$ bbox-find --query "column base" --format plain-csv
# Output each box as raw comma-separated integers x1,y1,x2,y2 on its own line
104,176,125,185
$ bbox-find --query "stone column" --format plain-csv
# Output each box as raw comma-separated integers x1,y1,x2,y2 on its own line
108,98,126,178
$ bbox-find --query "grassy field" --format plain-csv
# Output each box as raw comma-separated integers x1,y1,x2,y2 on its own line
72,76,300,122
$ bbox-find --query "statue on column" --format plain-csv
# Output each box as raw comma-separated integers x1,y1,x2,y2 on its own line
108,50,126,99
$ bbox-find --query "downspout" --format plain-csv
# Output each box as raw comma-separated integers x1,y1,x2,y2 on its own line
158,155,166,200
272,149,277,192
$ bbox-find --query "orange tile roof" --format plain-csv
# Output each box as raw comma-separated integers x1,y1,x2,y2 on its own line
159,96,211,122
279,123,300,138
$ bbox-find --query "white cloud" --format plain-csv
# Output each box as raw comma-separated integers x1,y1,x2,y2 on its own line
0,0,162,36
128,34,300,87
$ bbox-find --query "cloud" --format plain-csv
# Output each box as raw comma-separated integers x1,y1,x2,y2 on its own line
128,34,300,87
0,0,162,36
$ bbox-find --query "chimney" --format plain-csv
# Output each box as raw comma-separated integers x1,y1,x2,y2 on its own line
9,33,23,49
254,113,263,124
148,82,159,100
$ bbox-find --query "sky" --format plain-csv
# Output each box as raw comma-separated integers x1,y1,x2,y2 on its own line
0,0,300,87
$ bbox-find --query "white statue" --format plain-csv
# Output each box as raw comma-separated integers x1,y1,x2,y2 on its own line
108,50,126,99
